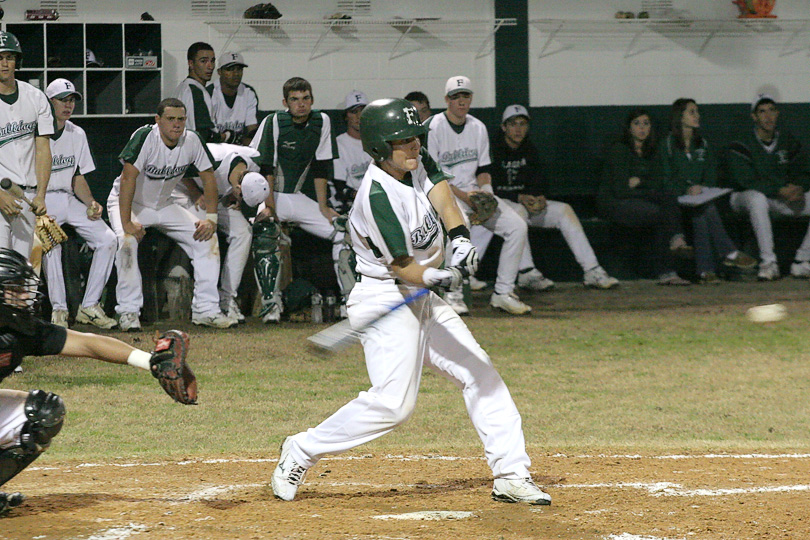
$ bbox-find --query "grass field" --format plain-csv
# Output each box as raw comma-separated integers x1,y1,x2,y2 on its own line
4,279,810,539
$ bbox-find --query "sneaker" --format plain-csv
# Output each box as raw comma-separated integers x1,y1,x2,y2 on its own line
0,492,25,516
657,272,691,286
225,298,246,323
118,312,142,332
192,312,238,328
444,289,469,315
723,251,757,269
517,268,554,291
272,437,309,501
699,271,722,284
490,292,531,315
469,276,488,291
262,302,283,324
51,309,69,328
76,303,118,329
13,365,22,374
758,261,780,281
583,266,619,289
491,478,551,506
790,260,810,279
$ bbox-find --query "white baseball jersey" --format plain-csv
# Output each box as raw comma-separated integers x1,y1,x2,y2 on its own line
110,124,214,209
425,113,491,193
0,80,55,187
334,133,370,192
190,142,260,197
48,120,95,192
208,79,258,140
349,149,449,280
173,77,216,137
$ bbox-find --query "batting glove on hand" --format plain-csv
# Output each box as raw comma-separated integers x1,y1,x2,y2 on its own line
423,266,467,290
449,237,479,275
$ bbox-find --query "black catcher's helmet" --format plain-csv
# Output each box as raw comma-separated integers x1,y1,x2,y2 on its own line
0,248,44,334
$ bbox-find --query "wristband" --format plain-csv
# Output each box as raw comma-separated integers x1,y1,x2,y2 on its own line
206,212,218,225
479,183,494,194
127,349,152,371
447,225,470,240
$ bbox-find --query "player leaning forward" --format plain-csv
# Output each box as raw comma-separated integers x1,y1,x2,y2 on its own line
107,98,237,331
271,98,551,506
43,79,118,329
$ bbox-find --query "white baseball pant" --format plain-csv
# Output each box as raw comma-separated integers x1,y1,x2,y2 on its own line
0,187,36,257
172,191,252,306
0,390,27,452
107,195,222,317
43,191,117,311
730,189,810,264
285,280,533,480
471,199,600,275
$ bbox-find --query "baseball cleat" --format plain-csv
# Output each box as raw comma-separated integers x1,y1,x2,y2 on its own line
468,276,488,291
758,261,780,281
491,478,551,506
262,302,282,324
0,492,25,515
790,260,810,278
444,290,469,315
272,437,309,501
118,312,142,332
51,309,69,328
517,268,554,291
583,266,619,290
490,292,531,315
192,312,238,328
76,303,118,329
225,298,246,323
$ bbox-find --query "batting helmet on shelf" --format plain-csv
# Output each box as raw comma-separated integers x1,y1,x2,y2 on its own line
0,31,23,64
359,98,427,162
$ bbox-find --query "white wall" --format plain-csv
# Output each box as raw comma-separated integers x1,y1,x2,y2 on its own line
529,0,810,107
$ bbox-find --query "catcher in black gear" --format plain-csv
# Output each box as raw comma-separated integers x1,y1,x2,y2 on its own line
0,248,197,517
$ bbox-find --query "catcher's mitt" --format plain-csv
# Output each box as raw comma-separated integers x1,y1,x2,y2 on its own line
468,191,498,225
150,330,198,405
35,215,68,254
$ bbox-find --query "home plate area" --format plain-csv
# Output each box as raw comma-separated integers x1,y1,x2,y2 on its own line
3,452,809,539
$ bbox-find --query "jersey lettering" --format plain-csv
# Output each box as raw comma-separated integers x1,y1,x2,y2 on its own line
403,107,419,126
438,147,478,169
0,120,37,148
143,163,190,181
410,210,439,250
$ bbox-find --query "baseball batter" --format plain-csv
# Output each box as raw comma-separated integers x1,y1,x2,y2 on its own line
0,248,196,516
173,42,219,144
42,79,118,329
249,77,351,323
332,90,371,213
271,99,550,506
0,31,54,257
173,142,257,322
107,98,236,331
208,52,259,146
425,76,532,315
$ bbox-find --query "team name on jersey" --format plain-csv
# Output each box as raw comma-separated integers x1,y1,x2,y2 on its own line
143,163,190,181
438,147,478,168
51,153,76,172
219,120,246,132
410,210,440,250
0,120,37,146
348,162,368,182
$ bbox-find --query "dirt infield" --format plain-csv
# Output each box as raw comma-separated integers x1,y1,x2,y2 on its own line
4,451,809,539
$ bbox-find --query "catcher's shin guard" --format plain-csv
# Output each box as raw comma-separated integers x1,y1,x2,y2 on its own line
252,220,284,317
0,391,65,488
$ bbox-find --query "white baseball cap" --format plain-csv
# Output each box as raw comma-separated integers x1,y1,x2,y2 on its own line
241,172,270,207
445,75,472,97
219,51,248,69
46,78,82,101
344,90,369,111
751,93,776,112
502,104,530,124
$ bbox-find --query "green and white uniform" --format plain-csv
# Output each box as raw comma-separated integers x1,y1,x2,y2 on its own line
173,77,218,143
208,79,258,142
332,132,370,212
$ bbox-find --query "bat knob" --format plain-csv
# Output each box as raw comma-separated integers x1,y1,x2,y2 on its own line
0,178,11,190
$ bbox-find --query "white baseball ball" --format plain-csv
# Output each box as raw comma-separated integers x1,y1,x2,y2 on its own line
746,304,787,323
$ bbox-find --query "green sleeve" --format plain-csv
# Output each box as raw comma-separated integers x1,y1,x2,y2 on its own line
727,140,763,193
369,181,409,259
420,147,453,185
253,113,275,168
118,126,152,164
188,85,216,143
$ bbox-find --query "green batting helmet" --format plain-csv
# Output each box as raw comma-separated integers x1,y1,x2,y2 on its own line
0,31,22,64
360,98,427,162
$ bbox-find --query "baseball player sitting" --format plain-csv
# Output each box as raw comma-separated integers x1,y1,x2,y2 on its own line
107,98,237,331
0,248,197,516
208,51,259,146
331,90,372,214
424,76,533,315
172,143,257,323
173,42,220,144
42,79,118,329
272,98,551,507
474,105,619,291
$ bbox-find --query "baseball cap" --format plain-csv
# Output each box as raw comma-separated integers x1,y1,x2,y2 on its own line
751,93,776,112
502,104,530,124
445,75,472,97
46,78,82,101
241,172,270,207
219,51,248,69
344,90,368,111
86,49,101,67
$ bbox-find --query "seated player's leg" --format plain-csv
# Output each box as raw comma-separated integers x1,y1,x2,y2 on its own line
252,219,285,324
482,198,531,315
0,389,66,515
218,206,252,322
43,192,71,327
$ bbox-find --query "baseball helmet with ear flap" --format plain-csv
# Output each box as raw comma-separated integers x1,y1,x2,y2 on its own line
0,31,23,65
359,98,427,162
0,248,44,334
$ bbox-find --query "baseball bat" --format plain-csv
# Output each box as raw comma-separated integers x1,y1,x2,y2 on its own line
1,178,45,276
0,178,36,210
307,288,430,352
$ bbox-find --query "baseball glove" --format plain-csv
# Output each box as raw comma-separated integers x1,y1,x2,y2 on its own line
468,191,498,225
150,330,198,405
521,197,547,216
35,215,68,254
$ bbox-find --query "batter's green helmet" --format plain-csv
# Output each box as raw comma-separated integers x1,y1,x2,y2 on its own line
360,98,427,162
0,31,22,64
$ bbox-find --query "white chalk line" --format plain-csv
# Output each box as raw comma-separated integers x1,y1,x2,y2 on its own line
81,523,148,540
372,510,476,521
560,481,810,497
